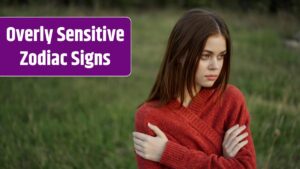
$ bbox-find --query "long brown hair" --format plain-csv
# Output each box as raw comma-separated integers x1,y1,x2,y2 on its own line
146,9,231,106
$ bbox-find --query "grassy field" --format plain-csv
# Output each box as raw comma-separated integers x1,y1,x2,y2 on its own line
0,6,299,169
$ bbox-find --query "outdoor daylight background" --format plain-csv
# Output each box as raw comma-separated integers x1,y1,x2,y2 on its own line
0,0,299,168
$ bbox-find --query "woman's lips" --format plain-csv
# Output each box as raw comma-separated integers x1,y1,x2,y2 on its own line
205,75,218,81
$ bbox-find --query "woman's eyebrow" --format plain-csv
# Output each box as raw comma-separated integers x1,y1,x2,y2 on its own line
203,50,227,54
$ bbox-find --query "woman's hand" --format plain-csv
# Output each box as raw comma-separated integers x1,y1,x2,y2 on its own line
133,123,168,162
222,124,249,158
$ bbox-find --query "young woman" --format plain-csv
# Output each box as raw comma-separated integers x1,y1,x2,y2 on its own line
133,9,256,169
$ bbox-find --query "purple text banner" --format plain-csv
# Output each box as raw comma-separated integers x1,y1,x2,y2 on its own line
0,17,131,76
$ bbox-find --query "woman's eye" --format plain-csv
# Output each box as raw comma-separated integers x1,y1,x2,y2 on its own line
201,55,210,60
217,54,225,60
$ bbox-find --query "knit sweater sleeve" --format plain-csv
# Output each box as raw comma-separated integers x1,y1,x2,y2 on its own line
134,105,164,169
159,89,257,169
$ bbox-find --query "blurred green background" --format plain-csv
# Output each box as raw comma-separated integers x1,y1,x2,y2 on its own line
0,0,299,169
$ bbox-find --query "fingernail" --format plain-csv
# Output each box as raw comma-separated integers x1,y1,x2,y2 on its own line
148,122,151,126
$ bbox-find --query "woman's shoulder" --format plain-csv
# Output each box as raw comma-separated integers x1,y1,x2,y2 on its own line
137,100,164,112
135,100,168,122
134,100,170,134
222,84,251,127
222,84,247,104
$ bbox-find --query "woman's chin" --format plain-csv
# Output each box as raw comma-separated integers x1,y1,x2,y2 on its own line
201,81,215,88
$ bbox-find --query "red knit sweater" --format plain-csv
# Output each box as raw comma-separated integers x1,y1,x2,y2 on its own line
134,84,256,169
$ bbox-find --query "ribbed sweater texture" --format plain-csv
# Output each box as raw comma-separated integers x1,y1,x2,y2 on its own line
134,84,256,169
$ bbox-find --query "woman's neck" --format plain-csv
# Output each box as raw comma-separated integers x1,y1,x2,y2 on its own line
178,86,201,107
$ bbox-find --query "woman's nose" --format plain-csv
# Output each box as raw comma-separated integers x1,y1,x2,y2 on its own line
208,57,219,70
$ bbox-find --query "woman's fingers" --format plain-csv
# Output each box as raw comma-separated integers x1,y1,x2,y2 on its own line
231,140,249,156
135,148,145,158
224,125,247,148
223,125,241,146
230,125,246,138
133,131,153,141
133,138,148,159
133,136,148,159
227,132,248,151
132,129,168,162
148,123,168,140
222,124,249,158
134,143,144,152
133,137,144,147
223,124,239,144
133,132,154,149
237,132,248,141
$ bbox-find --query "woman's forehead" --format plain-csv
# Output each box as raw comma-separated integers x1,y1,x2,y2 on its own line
203,34,227,53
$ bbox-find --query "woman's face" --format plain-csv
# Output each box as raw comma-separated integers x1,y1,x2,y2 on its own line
195,34,226,88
